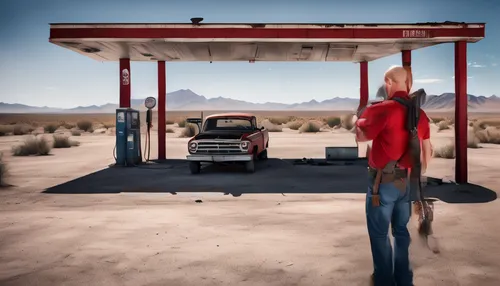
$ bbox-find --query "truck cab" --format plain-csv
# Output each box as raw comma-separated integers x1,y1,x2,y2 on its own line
186,113,269,174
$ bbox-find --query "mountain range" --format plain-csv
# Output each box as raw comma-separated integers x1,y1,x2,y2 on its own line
1,89,499,113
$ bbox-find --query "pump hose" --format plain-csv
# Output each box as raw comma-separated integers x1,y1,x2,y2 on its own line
111,119,172,169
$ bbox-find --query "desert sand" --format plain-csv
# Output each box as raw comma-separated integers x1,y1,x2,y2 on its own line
0,112,499,286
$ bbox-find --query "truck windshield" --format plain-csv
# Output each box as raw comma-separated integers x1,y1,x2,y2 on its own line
204,118,253,131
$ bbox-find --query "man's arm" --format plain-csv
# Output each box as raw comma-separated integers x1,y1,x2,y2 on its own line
419,110,432,174
421,139,432,174
355,103,391,142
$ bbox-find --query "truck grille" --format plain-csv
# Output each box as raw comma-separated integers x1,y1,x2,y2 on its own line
196,140,243,154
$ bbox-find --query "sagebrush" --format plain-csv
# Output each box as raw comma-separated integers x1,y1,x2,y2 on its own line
177,120,187,128
44,124,58,134
12,136,52,156
475,126,500,144
53,135,80,148
437,121,450,131
0,125,13,136
77,120,93,132
340,114,355,130
180,123,198,137
267,116,295,125
326,117,341,128
299,121,322,133
13,124,34,135
433,142,455,159
286,120,303,130
468,129,480,148
260,119,283,132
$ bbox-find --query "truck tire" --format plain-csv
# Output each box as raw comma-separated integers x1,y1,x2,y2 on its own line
245,160,255,173
258,149,268,160
189,162,201,174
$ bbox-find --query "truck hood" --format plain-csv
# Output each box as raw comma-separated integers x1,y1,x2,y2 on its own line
194,130,257,140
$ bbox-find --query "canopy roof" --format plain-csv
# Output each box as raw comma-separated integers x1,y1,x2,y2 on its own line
49,22,485,62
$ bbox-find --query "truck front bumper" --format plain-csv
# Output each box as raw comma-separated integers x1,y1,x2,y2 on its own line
186,154,253,162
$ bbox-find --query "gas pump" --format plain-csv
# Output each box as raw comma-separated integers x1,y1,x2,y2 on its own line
115,108,142,166
113,97,156,167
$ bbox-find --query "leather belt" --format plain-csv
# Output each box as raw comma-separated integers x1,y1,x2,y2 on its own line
368,167,408,180
368,167,408,198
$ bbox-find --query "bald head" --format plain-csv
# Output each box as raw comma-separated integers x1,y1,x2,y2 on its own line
384,65,412,98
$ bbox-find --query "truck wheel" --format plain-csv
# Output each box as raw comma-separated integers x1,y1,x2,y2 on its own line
245,160,255,173
189,162,201,174
258,149,268,160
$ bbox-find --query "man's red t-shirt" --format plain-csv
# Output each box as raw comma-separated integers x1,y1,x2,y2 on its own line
356,91,430,169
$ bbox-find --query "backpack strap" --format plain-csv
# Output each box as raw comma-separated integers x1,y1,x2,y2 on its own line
384,97,417,170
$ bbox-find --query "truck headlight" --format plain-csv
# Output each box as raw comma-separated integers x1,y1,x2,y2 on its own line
240,141,250,151
189,141,198,153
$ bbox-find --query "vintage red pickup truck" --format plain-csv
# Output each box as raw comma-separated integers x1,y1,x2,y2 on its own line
186,113,270,174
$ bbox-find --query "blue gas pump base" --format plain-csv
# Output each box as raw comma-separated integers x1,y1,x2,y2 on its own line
115,108,142,167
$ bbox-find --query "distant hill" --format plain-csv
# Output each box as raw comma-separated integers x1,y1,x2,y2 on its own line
1,89,499,113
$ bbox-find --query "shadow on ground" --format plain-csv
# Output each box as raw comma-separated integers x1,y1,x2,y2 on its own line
44,158,497,204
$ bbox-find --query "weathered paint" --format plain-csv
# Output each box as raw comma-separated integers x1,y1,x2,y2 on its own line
455,41,468,183
157,61,166,161
48,22,484,62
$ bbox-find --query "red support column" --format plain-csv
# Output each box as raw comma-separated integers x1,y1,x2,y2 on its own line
455,41,468,184
157,61,166,160
119,58,131,108
402,50,412,87
360,61,368,107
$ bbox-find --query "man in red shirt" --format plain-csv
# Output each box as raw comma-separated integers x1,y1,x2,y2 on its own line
355,66,432,286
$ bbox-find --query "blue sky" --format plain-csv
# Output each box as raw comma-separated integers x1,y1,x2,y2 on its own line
0,0,498,108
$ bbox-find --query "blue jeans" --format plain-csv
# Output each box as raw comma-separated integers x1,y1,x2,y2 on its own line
366,175,413,286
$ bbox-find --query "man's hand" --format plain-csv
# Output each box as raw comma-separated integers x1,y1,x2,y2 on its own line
355,124,370,142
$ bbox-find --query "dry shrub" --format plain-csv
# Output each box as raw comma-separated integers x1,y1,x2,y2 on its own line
93,128,107,134
180,123,198,138
475,126,500,144
299,121,322,133
77,120,93,132
437,120,450,131
340,114,355,130
166,128,175,133
60,122,75,129
0,125,14,136
287,120,303,130
430,117,445,124
71,129,82,136
268,116,294,125
467,129,480,148
53,135,80,148
475,129,489,143
478,119,500,128
0,153,7,186
433,142,455,159
13,124,34,135
102,122,115,129
177,120,187,128
326,116,341,128
260,119,283,132
12,136,52,156
44,124,58,134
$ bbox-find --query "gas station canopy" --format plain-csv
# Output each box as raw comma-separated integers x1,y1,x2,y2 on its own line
49,22,485,62
48,21,486,184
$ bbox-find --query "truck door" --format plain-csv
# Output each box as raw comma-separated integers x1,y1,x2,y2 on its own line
253,117,265,153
